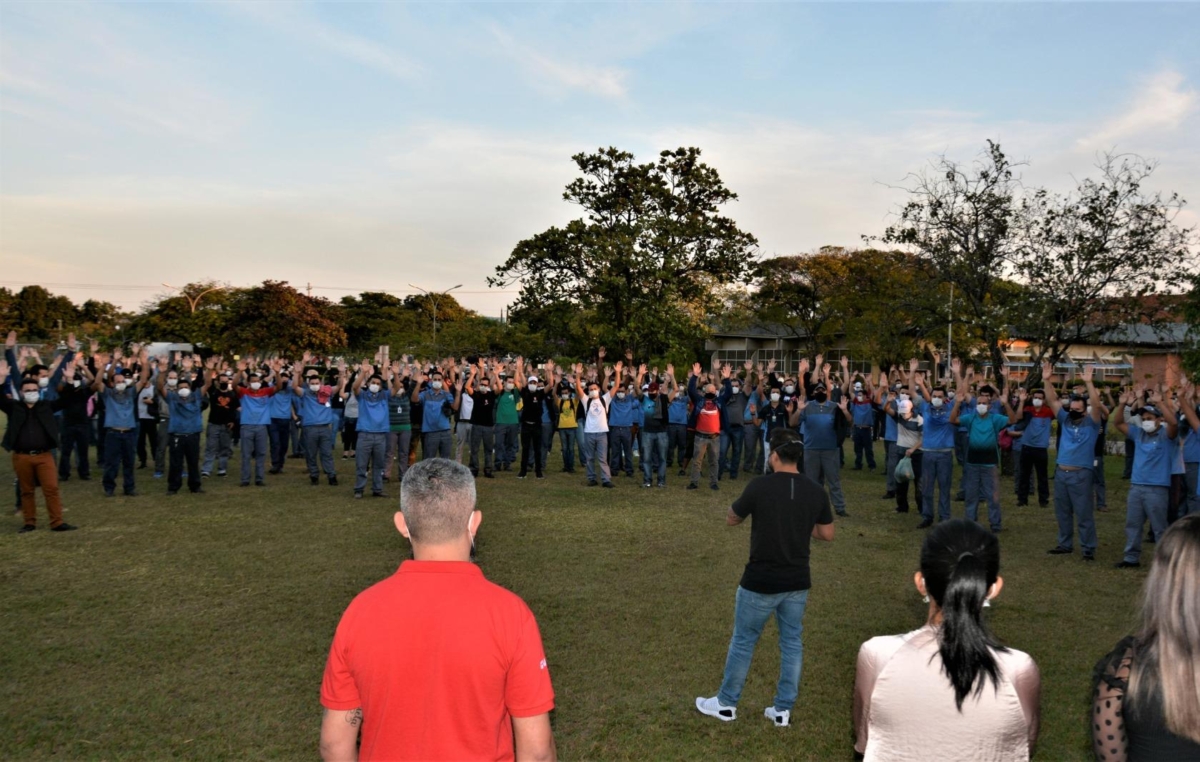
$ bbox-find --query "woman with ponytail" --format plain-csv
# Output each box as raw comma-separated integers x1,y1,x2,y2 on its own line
853,519,1040,761
1092,513,1200,761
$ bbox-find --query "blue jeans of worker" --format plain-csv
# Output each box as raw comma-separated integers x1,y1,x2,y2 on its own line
423,429,453,460
852,427,876,469
803,449,845,514
202,423,232,475
1123,484,1169,564
641,430,668,484
609,426,634,475
496,423,519,467
354,431,387,494
717,586,809,712
1054,467,1097,554
1094,455,1108,510
557,428,577,471
583,431,611,484
269,417,291,470
58,422,91,480
921,451,953,522
239,424,268,485
883,440,899,493
469,425,495,474
718,429,743,479
102,429,137,495
303,425,336,478
964,464,1002,530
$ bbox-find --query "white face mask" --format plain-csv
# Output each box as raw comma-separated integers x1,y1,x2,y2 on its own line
72,380,82,388
528,382,537,390
731,386,740,394
770,392,781,402
976,403,989,416
368,383,381,394
37,377,49,388
784,385,795,394
947,392,956,400
1141,419,1158,434
249,382,262,391
855,394,864,401
616,391,626,399
177,387,192,399
931,397,944,408
23,391,40,404
167,378,178,387
899,393,910,401
561,393,571,400
309,383,321,392
589,389,600,399
504,383,514,391
1032,398,1043,408
114,382,129,392
431,380,443,390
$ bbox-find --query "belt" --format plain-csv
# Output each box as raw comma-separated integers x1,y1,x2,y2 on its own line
15,449,48,456
1058,465,1085,472
109,428,133,433
695,432,718,438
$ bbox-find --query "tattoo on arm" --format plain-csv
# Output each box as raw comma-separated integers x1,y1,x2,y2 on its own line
347,708,362,727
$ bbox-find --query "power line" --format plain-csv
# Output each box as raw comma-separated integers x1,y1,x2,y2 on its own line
0,280,518,295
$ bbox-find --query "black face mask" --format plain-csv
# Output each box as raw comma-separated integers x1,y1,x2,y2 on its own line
1068,410,1085,421
704,392,716,401
813,392,827,403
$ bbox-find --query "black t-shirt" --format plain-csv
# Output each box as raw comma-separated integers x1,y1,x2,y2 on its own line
208,388,240,426
731,471,833,594
519,388,547,424
471,389,497,427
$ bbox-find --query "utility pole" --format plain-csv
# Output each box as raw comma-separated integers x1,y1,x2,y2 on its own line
409,283,462,357
163,283,223,313
307,282,313,297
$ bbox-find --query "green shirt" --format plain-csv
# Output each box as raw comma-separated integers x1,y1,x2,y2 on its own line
495,390,520,425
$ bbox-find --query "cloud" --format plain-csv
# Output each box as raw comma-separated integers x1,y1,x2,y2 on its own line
1078,69,1198,150
227,2,420,81
487,23,628,99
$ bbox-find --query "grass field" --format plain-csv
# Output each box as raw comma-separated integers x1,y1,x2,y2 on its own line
0,444,1145,761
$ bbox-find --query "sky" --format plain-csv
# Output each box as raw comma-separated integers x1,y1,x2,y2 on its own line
2,1,1198,318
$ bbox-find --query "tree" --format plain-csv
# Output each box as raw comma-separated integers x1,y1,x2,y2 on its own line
1184,276,1200,381
126,281,239,350
223,281,347,356
880,142,1023,390
490,146,759,358
1011,153,1197,385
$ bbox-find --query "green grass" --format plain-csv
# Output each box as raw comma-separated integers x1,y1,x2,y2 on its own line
0,448,1142,760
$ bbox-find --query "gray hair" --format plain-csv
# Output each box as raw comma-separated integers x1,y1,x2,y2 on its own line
399,458,477,544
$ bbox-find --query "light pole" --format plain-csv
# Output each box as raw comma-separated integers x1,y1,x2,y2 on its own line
409,283,462,357
162,283,223,313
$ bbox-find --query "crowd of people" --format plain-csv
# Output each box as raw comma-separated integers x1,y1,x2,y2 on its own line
4,329,1200,760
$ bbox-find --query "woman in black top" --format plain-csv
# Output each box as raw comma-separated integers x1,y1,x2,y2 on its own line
1092,513,1200,761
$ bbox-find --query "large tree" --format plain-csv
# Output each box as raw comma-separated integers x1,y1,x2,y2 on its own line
126,281,239,349
223,281,347,356
490,146,759,358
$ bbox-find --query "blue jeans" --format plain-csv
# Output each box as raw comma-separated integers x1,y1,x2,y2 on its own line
718,586,809,712
1053,467,1097,553
269,417,291,469
852,427,875,469
1123,484,1169,563
609,426,634,475
921,451,953,521
641,430,668,484
102,429,137,495
718,429,744,479
558,428,577,471
583,431,611,484
964,464,1002,530
240,424,269,485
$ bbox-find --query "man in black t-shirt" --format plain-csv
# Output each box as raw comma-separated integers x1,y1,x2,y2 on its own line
202,372,240,477
518,375,548,479
466,362,498,478
696,427,834,728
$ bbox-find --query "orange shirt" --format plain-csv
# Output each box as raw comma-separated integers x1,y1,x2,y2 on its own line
321,561,555,761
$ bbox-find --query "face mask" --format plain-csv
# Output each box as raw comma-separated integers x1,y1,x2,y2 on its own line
899,393,910,401
72,380,82,388
855,394,864,402
114,382,129,392
784,385,795,394
814,392,827,403
309,383,321,392
505,383,514,391
167,378,178,387
528,382,537,390
249,382,262,391
480,385,490,392
177,388,192,399
976,403,989,416
1141,420,1158,434
562,393,571,400
704,392,716,401
37,377,49,388
931,397,944,408
221,383,231,391
1068,410,1085,421
23,391,40,404
1032,398,1043,408
431,380,443,390
589,389,600,399
947,392,956,400
616,391,626,400
770,392,781,402
368,383,381,394
731,385,740,394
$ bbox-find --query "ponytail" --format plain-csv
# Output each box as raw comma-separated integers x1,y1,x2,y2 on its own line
938,551,1004,710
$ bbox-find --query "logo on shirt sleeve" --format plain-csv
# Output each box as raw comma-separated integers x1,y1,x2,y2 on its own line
539,658,547,670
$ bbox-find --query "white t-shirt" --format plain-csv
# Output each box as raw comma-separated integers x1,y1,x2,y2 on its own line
582,393,611,434
137,387,155,420
458,392,475,422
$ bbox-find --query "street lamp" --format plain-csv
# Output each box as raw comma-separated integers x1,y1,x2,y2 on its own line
409,283,462,357
162,283,223,313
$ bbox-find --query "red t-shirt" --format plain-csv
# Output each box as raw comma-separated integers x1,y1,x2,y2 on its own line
321,561,555,761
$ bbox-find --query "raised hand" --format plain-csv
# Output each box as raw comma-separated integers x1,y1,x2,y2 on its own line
4,331,15,349
950,357,961,375
909,358,919,373
840,355,850,368
1016,387,1027,402
625,349,634,362
597,347,606,361
797,358,808,375
743,360,753,372
1081,364,1094,383
767,359,777,373
665,363,674,377
721,363,731,380
637,363,647,378
614,360,624,377
692,362,702,377
572,363,583,376
822,363,831,376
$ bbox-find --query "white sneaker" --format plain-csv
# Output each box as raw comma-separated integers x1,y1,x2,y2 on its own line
764,706,790,727
695,695,736,722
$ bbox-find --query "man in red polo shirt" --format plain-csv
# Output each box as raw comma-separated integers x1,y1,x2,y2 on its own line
319,458,556,762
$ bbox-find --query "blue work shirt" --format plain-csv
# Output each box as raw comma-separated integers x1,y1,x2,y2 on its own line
166,390,204,434
882,396,898,442
1020,405,1053,449
1056,410,1100,469
668,395,689,425
918,400,955,450
797,401,838,450
959,412,1008,466
101,385,138,429
1131,425,1176,487
608,394,637,427
269,383,295,419
1181,410,1200,464
239,389,274,426
356,387,392,433
294,387,334,427
418,389,454,432
850,399,874,427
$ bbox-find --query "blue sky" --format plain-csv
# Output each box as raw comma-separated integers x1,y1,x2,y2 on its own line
2,2,1197,316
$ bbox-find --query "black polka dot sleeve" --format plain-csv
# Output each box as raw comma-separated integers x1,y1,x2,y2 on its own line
1091,638,1134,762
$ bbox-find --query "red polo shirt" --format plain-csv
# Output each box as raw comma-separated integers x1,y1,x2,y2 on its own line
321,560,554,761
